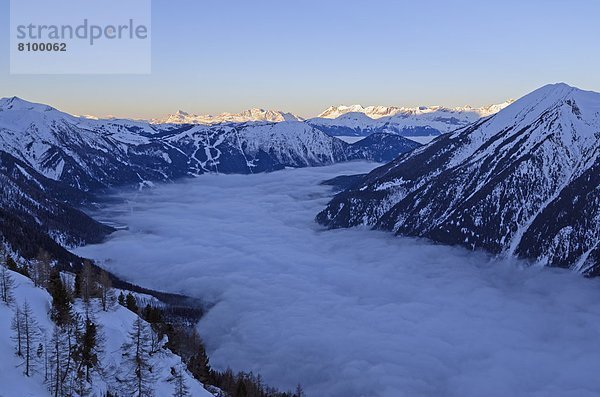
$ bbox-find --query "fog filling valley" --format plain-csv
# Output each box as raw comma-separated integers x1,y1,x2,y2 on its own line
76,162,600,397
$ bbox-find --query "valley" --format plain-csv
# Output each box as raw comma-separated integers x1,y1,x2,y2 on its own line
75,162,600,397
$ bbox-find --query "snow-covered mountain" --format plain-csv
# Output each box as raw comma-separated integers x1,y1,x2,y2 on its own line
0,151,113,256
318,105,404,119
317,83,600,276
0,97,421,261
308,101,514,138
153,108,302,125
0,97,419,192
317,103,513,120
150,102,513,140
0,97,182,191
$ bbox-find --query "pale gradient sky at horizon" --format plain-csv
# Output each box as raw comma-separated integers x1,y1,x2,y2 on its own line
1,0,599,119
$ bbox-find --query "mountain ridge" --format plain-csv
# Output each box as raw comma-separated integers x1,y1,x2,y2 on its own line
317,83,600,276
316,101,515,120
0,97,421,262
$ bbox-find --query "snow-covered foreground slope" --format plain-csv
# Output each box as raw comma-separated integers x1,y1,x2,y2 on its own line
318,83,600,276
0,270,213,397
0,272,52,397
76,163,600,397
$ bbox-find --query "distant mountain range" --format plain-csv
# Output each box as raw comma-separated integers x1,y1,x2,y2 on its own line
306,101,514,138
316,103,512,120
150,101,513,139
151,108,302,124
317,83,600,276
0,96,420,264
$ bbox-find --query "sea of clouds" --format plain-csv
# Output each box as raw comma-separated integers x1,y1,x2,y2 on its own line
76,162,600,397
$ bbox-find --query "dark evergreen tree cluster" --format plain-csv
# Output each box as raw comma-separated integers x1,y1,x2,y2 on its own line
45,290,105,396
146,309,305,397
4,251,31,278
74,261,116,312
211,370,305,397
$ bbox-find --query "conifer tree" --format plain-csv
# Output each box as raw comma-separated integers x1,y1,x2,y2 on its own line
48,316,84,397
74,272,82,298
76,317,99,383
32,249,52,288
48,269,72,326
80,261,97,303
172,364,190,397
99,271,116,311
41,331,50,382
6,255,18,272
121,317,157,397
21,301,41,376
118,291,125,306
186,328,212,383
11,304,23,357
235,377,248,397
48,325,69,397
0,264,15,305
125,292,138,313
64,315,83,388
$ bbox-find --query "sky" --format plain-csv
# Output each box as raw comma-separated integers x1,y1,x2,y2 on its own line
76,162,600,397
1,0,600,118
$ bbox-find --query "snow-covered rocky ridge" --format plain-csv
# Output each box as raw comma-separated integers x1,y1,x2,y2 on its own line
307,101,514,138
149,101,512,139
152,108,302,124
317,103,512,120
317,83,600,276
0,150,113,262
0,97,418,191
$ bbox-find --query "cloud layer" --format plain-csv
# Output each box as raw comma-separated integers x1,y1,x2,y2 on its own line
76,162,600,397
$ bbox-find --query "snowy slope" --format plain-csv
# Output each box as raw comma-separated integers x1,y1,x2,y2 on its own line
317,83,600,276
0,269,213,397
0,271,52,397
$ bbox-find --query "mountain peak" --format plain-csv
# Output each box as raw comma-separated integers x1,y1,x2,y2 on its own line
0,96,56,112
477,83,598,136
528,82,576,98
153,108,301,125
539,82,575,90
318,83,600,276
